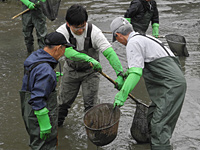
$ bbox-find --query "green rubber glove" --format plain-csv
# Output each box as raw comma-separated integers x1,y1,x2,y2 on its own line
56,72,63,82
114,75,124,90
40,0,46,2
114,67,142,107
103,47,124,89
34,107,52,140
125,18,131,23
20,0,35,10
87,58,102,72
152,23,159,38
64,47,102,72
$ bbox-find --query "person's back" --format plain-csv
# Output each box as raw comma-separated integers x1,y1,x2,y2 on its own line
124,0,159,37
127,33,174,65
21,49,57,94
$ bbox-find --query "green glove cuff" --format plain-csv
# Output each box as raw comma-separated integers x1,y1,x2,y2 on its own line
103,47,123,76
126,67,143,76
21,0,31,6
56,72,63,82
21,0,35,9
116,71,141,103
152,23,159,28
152,23,159,37
65,47,79,60
125,18,131,23
56,72,63,77
65,47,102,72
87,58,102,72
34,107,52,132
114,75,124,90
65,47,90,61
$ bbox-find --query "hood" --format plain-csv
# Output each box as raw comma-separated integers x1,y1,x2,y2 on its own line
24,49,58,69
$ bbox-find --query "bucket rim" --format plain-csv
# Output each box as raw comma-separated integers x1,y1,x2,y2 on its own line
83,103,121,131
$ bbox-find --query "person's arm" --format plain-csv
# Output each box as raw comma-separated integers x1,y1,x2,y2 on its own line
152,23,159,38
34,107,52,140
29,64,56,110
21,0,46,9
65,47,102,72
29,65,56,140
20,0,35,10
114,67,142,107
124,1,140,19
103,47,124,90
151,1,159,38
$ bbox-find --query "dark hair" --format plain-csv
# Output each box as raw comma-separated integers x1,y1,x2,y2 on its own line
65,4,88,26
45,45,56,49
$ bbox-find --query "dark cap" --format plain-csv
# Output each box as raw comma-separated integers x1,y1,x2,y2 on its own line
44,32,74,47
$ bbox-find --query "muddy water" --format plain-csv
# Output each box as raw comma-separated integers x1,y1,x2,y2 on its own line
0,0,200,150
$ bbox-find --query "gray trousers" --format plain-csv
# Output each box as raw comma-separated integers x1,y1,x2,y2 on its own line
58,62,100,123
22,9,47,53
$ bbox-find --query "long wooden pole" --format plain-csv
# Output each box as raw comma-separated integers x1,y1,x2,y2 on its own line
89,57,149,107
12,8,30,19
100,71,149,108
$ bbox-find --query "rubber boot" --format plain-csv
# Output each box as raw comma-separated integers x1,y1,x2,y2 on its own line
27,44,34,55
58,108,68,127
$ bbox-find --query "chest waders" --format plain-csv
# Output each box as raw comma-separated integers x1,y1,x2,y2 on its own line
139,35,187,150
22,0,47,53
131,10,153,34
65,23,99,71
19,62,58,150
57,23,100,126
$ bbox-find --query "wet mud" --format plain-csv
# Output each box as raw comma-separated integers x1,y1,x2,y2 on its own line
0,0,200,150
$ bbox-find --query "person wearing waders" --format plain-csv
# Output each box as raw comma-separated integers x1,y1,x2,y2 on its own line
20,0,47,55
110,17,187,150
19,32,102,150
56,4,125,127
124,0,159,37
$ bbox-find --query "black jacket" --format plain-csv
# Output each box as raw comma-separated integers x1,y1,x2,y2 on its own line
124,0,159,25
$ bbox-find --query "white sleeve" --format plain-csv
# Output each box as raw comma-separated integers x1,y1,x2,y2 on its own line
91,24,112,53
56,24,70,42
126,41,145,69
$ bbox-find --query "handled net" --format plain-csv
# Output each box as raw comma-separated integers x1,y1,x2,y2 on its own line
165,34,189,57
41,0,61,21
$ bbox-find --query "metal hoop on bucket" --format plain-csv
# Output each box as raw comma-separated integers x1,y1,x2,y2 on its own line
83,103,121,146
